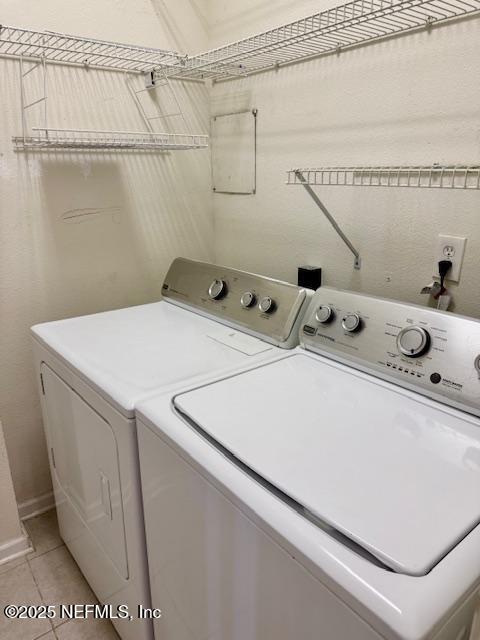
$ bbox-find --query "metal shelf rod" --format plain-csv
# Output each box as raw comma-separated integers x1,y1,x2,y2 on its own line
23,96,46,109
294,170,361,270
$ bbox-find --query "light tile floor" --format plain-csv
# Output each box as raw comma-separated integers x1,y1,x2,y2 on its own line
0,509,120,640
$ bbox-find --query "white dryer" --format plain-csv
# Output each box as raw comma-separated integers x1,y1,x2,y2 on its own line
137,287,480,640
31,257,311,640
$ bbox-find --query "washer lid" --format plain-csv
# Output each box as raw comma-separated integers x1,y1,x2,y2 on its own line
173,354,480,577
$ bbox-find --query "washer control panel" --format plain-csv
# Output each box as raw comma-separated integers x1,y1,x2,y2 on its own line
162,258,311,348
301,287,480,416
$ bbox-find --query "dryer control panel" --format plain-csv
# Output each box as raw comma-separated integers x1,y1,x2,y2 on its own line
301,287,480,416
162,258,311,348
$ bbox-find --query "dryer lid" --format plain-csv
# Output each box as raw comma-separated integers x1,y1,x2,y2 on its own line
32,301,273,417
173,354,480,576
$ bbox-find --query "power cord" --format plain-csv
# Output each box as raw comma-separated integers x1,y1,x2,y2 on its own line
435,259,452,299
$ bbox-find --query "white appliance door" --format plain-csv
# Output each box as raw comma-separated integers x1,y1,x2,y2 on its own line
174,354,480,577
41,363,129,578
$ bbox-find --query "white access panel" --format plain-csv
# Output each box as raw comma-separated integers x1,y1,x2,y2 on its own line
41,363,128,579
212,110,256,194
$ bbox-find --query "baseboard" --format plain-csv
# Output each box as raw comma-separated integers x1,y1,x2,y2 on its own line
18,491,55,521
0,522,33,565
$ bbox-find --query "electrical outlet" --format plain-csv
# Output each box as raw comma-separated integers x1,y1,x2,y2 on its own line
433,235,466,282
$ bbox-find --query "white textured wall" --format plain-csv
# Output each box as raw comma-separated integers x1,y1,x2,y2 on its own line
0,421,23,546
208,1,480,317
0,0,213,506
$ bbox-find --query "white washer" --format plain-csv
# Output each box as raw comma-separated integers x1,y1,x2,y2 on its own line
137,287,480,640
31,258,311,640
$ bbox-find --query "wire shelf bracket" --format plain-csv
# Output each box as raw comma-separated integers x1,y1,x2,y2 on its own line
293,170,362,270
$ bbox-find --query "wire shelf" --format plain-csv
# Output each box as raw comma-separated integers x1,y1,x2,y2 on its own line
157,0,480,80
287,166,480,189
0,24,180,72
3,0,478,81
13,128,209,151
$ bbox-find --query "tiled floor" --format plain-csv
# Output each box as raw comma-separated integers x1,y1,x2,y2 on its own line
0,509,120,640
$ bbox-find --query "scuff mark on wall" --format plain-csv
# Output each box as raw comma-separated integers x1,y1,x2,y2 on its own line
61,206,122,224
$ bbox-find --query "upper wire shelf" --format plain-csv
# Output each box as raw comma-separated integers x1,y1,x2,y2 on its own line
157,0,480,81
0,24,181,72
287,166,480,189
13,128,208,151
3,0,479,81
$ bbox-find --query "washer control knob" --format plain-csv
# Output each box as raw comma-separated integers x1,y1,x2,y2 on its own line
342,313,362,333
315,305,334,324
240,291,256,308
475,355,480,379
259,296,276,314
208,279,227,300
397,326,430,358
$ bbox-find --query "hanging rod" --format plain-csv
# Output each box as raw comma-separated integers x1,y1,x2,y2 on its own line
293,170,361,270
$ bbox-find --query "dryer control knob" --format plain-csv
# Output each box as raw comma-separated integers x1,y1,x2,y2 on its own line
240,291,256,308
259,296,276,314
342,313,362,333
315,305,334,324
397,326,430,358
208,279,227,300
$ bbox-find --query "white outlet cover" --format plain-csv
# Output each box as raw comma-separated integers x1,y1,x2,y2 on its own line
433,235,466,282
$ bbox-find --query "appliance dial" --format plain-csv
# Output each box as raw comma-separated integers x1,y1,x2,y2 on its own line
208,279,227,300
315,305,334,324
259,296,276,314
397,326,430,358
475,355,480,379
240,291,256,308
342,313,361,333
